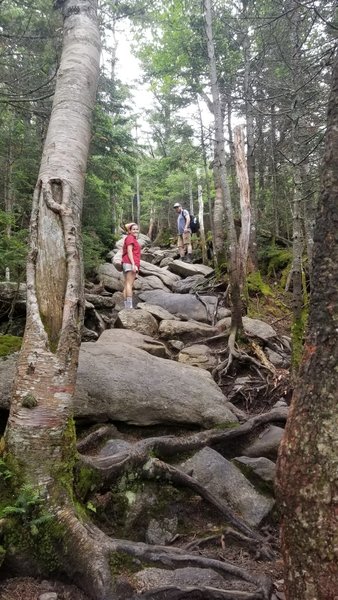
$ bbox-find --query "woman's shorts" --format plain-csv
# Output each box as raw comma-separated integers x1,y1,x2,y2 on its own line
123,263,136,274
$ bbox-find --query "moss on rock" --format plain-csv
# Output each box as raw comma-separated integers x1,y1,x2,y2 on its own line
0,335,22,357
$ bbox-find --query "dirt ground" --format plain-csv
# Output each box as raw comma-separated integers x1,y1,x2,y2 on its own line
0,577,91,600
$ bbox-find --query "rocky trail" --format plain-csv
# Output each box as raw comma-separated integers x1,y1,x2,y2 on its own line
0,234,291,600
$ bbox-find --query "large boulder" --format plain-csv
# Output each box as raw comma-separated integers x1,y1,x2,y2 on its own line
159,320,219,342
1,342,237,428
74,341,238,427
139,260,180,290
168,260,214,278
98,263,124,292
178,344,217,370
138,290,228,323
172,274,205,294
136,303,179,321
217,316,277,341
115,308,159,337
181,447,274,527
99,329,170,358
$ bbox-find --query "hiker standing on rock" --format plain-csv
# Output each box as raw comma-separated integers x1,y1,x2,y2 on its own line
122,223,141,309
173,202,193,262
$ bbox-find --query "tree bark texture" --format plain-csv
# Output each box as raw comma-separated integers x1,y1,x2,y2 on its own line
203,0,242,331
276,50,338,600
233,125,251,289
3,0,100,574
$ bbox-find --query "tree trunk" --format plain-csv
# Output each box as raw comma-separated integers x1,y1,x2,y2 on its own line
233,125,251,290
196,169,207,264
276,50,338,600
3,0,102,592
289,1,305,372
242,1,258,271
203,0,242,332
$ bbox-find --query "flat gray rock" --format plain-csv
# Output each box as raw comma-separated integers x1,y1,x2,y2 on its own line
233,456,276,484
217,316,277,340
115,308,159,337
133,567,227,591
99,329,169,358
243,425,284,460
178,344,217,370
138,290,227,323
172,274,205,294
168,260,214,278
181,447,274,527
139,260,180,290
136,303,180,321
159,320,219,342
75,342,237,427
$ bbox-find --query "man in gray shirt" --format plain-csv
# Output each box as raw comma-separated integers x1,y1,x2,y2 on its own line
173,202,193,262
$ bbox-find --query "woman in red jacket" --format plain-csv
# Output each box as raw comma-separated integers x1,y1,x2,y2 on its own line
122,223,141,309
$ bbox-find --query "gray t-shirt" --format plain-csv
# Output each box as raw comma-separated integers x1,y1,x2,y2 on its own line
177,208,190,234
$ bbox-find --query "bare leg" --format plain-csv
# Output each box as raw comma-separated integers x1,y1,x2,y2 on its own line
124,271,136,307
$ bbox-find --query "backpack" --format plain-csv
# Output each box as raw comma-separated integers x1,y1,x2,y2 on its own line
184,211,200,234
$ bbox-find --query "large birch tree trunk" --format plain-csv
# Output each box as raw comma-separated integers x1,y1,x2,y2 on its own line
2,1,105,595
276,50,338,600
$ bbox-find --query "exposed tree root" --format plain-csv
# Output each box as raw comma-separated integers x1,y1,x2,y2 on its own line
142,458,273,559
77,424,120,453
78,408,288,481
132,585,266,599
56,509,273,600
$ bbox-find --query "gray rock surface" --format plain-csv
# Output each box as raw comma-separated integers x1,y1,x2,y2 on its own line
178,344,217,370
139,260,180,289
233,456,276,484
74,341,237,427
159,319,219,342
115,308,159,337
146,516,178,545
217,316,277,340
136,303,180,321
98,263,124,292
243,425,284,460
0,354,16,409
99,329,169,358
133,567,227,591
138,290,227,323
168,260,214,278
172,274,205,294
181,447,274,527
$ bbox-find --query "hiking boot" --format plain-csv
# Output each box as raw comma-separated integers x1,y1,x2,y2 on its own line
185,254,193,263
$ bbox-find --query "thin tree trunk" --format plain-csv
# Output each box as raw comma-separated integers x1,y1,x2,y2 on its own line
197,97,216,263
196,169,207,264
276,50,338,600
289,1,305,372
233,125,251,289
242,2,258,271
203,0,242,332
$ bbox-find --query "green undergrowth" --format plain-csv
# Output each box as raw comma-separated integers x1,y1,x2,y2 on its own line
0,335,22,357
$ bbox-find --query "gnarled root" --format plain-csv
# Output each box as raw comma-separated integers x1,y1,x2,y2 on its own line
56,509,273,600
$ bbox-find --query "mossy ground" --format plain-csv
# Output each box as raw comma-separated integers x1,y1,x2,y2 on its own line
0,335,22,357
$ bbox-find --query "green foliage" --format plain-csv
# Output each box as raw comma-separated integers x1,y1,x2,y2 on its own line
247,271,273,297
0,484,53,537
0,335,22,357
261,245,293,279
0,458,13,481
82,229,109,277
0,212,28,281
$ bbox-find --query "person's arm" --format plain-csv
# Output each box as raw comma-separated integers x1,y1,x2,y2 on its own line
184,210,190,231
127,243,137,272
